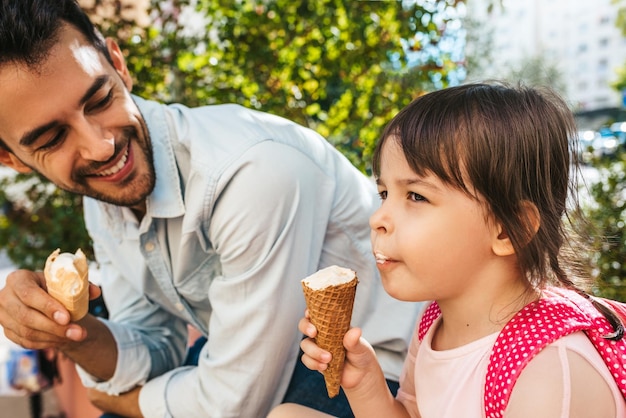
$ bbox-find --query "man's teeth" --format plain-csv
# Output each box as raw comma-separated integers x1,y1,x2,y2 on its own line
96,148,128,176
375,252,389,264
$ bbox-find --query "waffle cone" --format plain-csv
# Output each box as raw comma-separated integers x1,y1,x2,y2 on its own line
301,266,358,398
44,249,89,321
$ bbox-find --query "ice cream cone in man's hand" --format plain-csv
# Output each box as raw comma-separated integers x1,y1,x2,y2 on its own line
44,248,90,321
301,265,358,398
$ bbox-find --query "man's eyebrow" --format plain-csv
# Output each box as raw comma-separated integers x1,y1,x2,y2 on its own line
19,120,60,147
19,75,110,147
79,75,109,106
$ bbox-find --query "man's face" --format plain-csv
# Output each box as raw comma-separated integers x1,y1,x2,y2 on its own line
0,24,155,210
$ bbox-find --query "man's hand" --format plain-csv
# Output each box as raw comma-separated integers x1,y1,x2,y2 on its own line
0,269,91,349
88,386,143,418
0,269,118,380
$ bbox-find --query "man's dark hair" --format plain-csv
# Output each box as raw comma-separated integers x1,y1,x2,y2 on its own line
0,0,109,68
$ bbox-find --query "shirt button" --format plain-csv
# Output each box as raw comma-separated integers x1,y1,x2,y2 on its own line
175,302,184,311
145,242,155,252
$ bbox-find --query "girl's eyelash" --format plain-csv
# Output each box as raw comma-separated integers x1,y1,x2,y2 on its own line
408,192,426,202
377,191,387,200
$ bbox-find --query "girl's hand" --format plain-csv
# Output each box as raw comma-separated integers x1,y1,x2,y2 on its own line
298,310,381,391
298,310,331,371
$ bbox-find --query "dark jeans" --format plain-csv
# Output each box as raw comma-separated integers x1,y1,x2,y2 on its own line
101,337,399,418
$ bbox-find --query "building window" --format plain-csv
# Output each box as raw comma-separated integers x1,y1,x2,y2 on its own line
598,58,609,72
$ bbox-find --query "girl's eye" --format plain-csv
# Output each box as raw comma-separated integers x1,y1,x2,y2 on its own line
377,190,388,200
408,192,426,202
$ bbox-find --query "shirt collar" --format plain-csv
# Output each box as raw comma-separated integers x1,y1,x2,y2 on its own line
134,95,186,219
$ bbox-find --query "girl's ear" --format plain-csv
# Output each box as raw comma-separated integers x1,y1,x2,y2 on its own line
492,224,515,256
0,150,32,173
492,201,540,257
105,37,133,92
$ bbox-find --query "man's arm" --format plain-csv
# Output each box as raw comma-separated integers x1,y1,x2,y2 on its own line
72,218,189,397
87,387,142,418
60,314,118,379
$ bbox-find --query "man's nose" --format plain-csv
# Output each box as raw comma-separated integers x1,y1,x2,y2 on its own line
75,122,115,162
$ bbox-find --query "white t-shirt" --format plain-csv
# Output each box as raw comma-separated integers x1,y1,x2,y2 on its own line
397,316,626,417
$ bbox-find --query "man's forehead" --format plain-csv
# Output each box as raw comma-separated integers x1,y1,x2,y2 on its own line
67,35,106,77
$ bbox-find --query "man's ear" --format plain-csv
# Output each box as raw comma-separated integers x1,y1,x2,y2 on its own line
0,149,32,173
105,38,133,92
492,200,540,257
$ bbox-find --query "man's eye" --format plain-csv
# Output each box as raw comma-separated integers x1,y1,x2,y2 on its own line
38,130,66,151
87,89,113,112
377,191,387,200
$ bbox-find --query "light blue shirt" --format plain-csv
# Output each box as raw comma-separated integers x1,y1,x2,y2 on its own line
78,96,420,417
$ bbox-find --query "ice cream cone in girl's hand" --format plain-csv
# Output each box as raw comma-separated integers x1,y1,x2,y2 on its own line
301,265,358,398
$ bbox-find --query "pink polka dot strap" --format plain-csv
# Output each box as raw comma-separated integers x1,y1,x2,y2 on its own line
417,288,626,418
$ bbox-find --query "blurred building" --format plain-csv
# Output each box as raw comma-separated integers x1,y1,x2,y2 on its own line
467,0,626,124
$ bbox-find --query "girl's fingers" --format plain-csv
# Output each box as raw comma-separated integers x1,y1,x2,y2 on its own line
343,327,363,351
298,316,317,337
300,352,328,372
300,337,332,366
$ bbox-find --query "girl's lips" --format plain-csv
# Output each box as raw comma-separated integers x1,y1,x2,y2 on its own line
374,251,390,264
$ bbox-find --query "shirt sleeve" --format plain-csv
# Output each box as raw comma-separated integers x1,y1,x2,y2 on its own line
138,141,337,417
73,232,188,396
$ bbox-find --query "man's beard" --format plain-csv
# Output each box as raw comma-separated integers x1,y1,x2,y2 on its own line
70,125,156,207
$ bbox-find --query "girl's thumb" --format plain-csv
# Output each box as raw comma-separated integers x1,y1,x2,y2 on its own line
343,327,364,353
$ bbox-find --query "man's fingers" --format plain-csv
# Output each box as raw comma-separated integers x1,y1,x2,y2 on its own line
88,283,102,300
0,269,81,349
6,270,70,324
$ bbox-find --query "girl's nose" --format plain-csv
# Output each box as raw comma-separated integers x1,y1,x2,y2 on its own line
369,204,390,234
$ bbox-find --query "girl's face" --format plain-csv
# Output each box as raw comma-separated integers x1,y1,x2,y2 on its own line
370,139,503,303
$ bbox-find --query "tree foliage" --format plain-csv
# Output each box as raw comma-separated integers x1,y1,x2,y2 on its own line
581,153,626,302
0,172,93,270
83,0,464,171
0,0,465,267
572,0,626,300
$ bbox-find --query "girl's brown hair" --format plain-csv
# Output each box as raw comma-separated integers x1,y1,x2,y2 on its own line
373,82,587,291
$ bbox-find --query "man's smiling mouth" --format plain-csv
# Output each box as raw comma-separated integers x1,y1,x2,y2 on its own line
94,145,129,177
